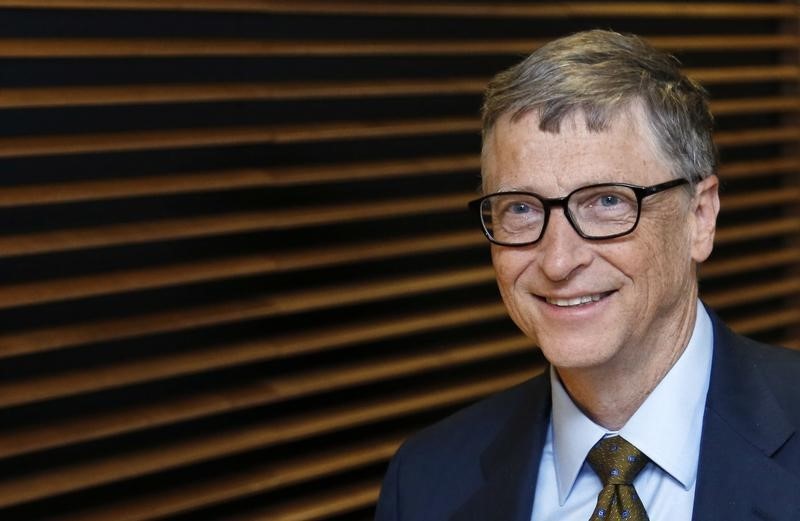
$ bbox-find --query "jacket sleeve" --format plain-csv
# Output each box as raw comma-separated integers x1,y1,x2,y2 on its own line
374,451,401,521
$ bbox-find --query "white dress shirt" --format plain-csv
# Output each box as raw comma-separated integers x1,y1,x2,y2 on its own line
531,302,713,521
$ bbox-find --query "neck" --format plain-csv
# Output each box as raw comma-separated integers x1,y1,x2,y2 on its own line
556,299,698,431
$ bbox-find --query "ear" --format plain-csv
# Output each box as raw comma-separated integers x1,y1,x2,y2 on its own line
690,175,720,263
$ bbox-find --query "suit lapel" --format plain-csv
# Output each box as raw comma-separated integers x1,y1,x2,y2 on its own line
693,314,800,521
450,371,551,521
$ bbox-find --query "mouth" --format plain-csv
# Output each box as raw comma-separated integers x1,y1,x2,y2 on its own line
543,291,613,307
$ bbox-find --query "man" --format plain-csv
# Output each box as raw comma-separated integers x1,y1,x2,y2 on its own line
375,30,800,521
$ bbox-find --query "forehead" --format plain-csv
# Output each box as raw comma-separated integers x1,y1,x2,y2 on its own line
481,105,669,194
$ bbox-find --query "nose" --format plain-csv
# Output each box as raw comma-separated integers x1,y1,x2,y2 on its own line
537,209,593,282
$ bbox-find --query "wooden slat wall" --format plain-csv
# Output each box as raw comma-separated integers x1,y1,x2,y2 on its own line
0,2,798,520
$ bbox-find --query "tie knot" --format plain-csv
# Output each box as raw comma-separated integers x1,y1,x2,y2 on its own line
587,436,649,486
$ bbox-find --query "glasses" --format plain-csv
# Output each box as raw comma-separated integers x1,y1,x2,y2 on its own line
468,178,690,246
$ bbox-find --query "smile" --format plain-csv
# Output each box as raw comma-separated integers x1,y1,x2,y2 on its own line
545,293,606,307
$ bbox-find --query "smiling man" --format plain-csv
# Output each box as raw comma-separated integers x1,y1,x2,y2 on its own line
375,30,800,521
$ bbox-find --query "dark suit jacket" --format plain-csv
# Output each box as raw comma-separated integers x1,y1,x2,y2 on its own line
375,310,800,520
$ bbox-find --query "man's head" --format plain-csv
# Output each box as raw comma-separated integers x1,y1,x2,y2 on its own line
477,30,720,374
482,29,716,190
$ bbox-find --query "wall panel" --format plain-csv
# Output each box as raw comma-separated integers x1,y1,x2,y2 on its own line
0,2,797,520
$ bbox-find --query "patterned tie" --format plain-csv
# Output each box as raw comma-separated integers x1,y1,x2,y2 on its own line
586,436,650,521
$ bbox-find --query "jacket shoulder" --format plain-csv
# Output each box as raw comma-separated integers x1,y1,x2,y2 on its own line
712,311,800,430
374,372,549,521
399,372,548,461
739,335,800,410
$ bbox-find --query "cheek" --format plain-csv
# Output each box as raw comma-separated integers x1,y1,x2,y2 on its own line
491,247,532,288
634,219,694,292
490,247,535,312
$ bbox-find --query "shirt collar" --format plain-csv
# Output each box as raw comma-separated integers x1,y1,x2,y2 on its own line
550,301,714,504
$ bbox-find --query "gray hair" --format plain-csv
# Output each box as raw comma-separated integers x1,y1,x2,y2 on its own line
482,29,716,186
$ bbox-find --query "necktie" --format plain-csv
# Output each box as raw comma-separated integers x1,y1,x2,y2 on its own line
586,436,650,521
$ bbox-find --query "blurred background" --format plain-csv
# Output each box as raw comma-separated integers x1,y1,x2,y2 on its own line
0,1,798,520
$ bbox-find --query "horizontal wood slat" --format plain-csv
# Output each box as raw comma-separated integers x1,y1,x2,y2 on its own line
561,33,785,52
1,72,797,110
0,38,475,58
0,232,484,309
720,187,800,211
700,247,800,278
238,480,379,521
689,65,800,84
704,278,800,309
0,302,509,380
0,368,539,509
0,193,475,258
1,153,793,213
0,1,796,18
714,126,800,147
0,119,791,160
710,96,800,115
0,119,480,158
0,38,551,58
0,35,797,59
0,153,788,210
731,306,800,337
0,155,480,207
0,265,497,358
220,2,800,19
714,217,800,244
0,331,536,410
0,80,491,108
48,436,403,521
718,157,800,179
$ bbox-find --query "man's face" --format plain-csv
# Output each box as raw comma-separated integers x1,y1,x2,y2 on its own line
481,106,718,372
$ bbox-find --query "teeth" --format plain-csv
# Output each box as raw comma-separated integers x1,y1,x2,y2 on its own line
546,294,602,307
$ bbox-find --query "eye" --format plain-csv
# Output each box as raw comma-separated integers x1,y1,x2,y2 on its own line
599,195,621,207
571,186,637,220
509,202,532,214
578,190,635,212
492,195,544,223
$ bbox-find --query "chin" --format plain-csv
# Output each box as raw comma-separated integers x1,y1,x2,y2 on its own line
536,334,617,370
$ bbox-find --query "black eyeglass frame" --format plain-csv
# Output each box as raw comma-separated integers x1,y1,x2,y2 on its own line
468,177,693,247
